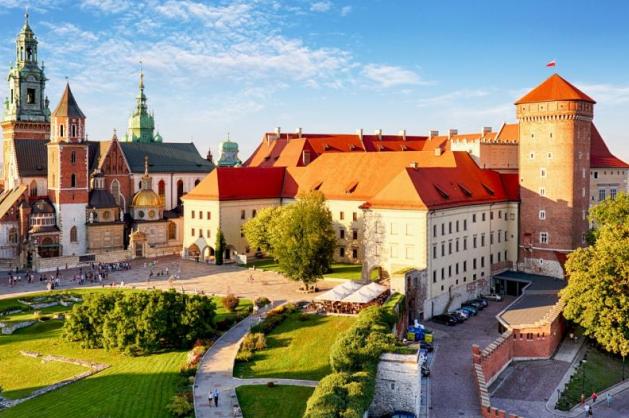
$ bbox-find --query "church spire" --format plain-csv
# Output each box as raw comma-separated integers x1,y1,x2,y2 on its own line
125,65,158,143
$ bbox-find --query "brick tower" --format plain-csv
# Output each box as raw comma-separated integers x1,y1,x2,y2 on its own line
47,84,88,256
2,12,51,188
516,74,594,278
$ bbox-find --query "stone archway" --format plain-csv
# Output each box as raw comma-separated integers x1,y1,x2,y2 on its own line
368,265,386,282
202,245,214,261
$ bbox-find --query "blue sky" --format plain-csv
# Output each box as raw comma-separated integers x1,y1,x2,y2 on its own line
1,0,628,162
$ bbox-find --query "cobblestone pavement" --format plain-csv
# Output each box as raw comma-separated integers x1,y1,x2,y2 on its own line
0,256,337,303
428,297,512,418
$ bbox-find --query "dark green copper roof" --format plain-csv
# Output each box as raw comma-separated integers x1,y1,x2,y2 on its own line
119,142,214,173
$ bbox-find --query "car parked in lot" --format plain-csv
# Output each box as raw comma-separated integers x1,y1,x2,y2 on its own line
432,314,458,326
450,311,468,322
454,308,471,319
462,300,484,311
459,305,478,316
471,297,489,308
482,293,502,301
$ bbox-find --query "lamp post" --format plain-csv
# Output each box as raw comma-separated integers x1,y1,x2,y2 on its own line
581,355,588,402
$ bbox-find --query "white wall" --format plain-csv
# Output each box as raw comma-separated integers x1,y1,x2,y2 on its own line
131,172,207,211
55,203,86,256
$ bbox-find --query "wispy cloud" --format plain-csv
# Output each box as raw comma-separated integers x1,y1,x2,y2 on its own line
577,83,629,105
416,89,490,107
310,1,332,13
340,5,352,16
362,64,426,88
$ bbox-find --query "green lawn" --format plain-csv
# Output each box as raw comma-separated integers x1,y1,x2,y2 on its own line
236,385,314,418
234,313,355,381
556,348,626,410
0,289,250,418
246,259,363,280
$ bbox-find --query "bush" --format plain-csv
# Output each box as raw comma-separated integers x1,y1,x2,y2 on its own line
255,296,271,308
166,392,193,417
236,349,254,362
266,381,275,388
297,313,313,321
222,294,239,312
304,371,375,418
241,332,266,351
63,290,216,354
214,317,236,331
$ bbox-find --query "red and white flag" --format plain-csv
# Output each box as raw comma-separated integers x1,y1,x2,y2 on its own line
546,60,556,67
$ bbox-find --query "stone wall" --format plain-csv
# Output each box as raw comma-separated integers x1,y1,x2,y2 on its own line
94,249,131,263
369,352,420,417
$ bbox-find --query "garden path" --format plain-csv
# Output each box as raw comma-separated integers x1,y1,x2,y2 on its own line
193,309,318,418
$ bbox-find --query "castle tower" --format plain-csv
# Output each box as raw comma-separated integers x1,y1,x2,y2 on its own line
125,70,160,143
47,84,89,256
1,12,50,137
516,74,594,278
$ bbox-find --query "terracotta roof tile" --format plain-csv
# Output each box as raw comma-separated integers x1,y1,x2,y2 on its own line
52,83,86,118
515,73,595,105
182,167,286,201
590,125,629,168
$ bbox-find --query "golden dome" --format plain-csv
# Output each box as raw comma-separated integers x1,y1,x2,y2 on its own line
132,189,162,208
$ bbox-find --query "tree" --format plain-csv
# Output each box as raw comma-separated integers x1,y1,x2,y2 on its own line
253,191,336,289
560,193,629,357
242,206,279,254
215,228,226,265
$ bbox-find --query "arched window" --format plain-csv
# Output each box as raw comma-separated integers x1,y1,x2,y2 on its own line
158,180,166,205
8,228,17,244
70,226,78,243
59,124,64,137
70,174,77,188
71,124,77,137
111,179,120,206
176,180,184,205
71,151,76,164
168,222,177,240
30,180,37,197
194,178,201,186
138,181,142,191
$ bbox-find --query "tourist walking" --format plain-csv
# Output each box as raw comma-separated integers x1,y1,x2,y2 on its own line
591,392,598,403
213,388,219,407
606,392,612,407
208,389,213,407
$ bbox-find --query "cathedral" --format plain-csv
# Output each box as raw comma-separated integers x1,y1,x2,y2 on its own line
0,15,215,269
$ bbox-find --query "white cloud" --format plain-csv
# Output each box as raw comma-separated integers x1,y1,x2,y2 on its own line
80,0,132,14
310,1,331,13
362,64,425,88
340,5,352,16
576,83,629,105
416,89,490,108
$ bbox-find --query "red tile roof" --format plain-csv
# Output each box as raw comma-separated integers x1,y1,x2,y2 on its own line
496,123,519,143
181,167,286,201
590,125,629,168
515,74,595,105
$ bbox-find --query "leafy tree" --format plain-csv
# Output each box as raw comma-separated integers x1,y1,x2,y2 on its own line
242,206,279,254
244,191,336,289
215,228,226,265
561,193,629,356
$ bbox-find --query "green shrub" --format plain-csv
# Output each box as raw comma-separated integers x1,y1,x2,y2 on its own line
266,381,275,388
241,332,266,351
236,349,254,362
222,294,239,312
254,296,271,308
297,313,313,321
166,392,193,417
304,371,375,418
214,316,236,331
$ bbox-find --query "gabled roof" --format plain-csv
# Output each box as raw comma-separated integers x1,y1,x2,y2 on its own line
0,184,27,220
496,123,519,143
52,84,86,118
182,167,286,201
14,139,48,177
119,142,214,173
515,74,595,105
590,125,629,168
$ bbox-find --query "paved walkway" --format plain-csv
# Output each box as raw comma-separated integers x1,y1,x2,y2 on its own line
193,310,318,418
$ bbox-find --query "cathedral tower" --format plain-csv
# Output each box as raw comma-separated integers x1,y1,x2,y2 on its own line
1,12,50,138
516,74,594,278
47,84,88,255
125,70,162,143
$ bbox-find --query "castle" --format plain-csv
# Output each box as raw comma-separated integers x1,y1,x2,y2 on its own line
182,75,627,319
0,15,215,269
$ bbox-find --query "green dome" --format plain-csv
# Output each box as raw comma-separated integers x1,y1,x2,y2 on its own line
221,140,239,151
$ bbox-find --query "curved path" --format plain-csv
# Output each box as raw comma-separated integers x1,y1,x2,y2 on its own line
193,310,318,418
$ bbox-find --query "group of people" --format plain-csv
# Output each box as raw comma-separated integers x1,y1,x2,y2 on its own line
582,391,614,416
208,388,220,407
70,262,132,285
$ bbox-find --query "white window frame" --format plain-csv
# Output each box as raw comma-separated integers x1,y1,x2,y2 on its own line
539,232,549,244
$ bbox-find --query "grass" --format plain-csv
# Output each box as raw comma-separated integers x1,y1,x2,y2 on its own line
245,259,363,280
234,313,355,381
556,347,626,410
0,289,250,418
236,384,314,418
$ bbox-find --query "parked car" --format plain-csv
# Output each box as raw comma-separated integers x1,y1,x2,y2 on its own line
459,305,478,316
421,364,431,377
432,314,458,326
463,300,484,310
482,293,502,301
420,341,434,352
454,308,471,319
471,297,489,308
450,311,468,322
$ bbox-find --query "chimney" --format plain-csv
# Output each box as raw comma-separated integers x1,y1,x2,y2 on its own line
302,149,311,165
429,130,439,138
434,146,443,157
374,129,383,140
448,129,458,138
356,128,363,141
275,126,281,137
482,126,492,135
296,127,302,138
399,129,406,140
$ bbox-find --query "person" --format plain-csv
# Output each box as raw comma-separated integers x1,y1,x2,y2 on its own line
588,405,593,416
607,392,612,407
213,388,219,407
208,389,213,407
592,392,598,403
584,403,590,415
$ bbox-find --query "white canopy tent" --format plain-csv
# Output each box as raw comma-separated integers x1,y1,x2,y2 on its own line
314,281,364,302
341,282,389,304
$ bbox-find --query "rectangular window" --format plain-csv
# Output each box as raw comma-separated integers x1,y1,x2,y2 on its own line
448,265,452,277
481,256,485,268
611,188,617,199
191,210,195,219
191,228,195,237
448,241,452,255
482,213,486,222
441,268,444,280
463,260,467,272
498,230,501,243
490,211,494,220
441,223,445,235
432,245,437,259
593,171,599,179
455,239,459,252
339,211,345,220
539,210,546,220
498,252,501,262
455,263,459,275
339,229,345,239
472,214,477,223
352,248,358,258
339,247,345,257
473,258,477,269
490,254,493,264
433,225,437,237
26,88,35,104
199,230,203,238
441,242,445,257
481,233,485,247
241,209,246,219
463,219,467,231
540,168,547,177
473,236,477,249
504,250,507,260
207,211,211,220
490,232,494,245
540,232,549,244
352,229,358,240
456,220,459,232
504,231,508,241
540,187,545,197
252,209,257,218
463,237,467,251
498,210,502,219
207,230,210,238
432,270,437,283
448,222,452,234
352,212,357,221
599,189,606,201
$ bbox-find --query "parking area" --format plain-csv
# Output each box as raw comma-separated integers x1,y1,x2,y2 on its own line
426,296,513,418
